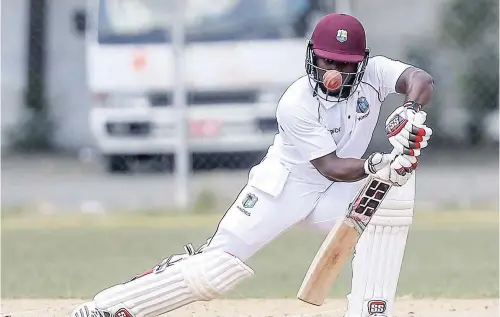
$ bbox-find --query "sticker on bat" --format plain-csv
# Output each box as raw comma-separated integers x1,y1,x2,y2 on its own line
347,177,391,233
367,299,387,315
115,308,133,317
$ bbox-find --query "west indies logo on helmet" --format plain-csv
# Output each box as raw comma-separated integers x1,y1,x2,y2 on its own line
305,13,369,103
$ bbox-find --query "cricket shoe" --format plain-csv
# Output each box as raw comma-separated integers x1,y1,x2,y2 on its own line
69,301,110,317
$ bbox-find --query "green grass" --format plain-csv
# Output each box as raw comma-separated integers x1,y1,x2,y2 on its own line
1,210,498,299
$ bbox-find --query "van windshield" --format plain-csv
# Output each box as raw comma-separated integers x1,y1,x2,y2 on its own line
97,0,332,44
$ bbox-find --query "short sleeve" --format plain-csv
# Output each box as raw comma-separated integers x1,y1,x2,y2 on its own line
277,101,337,161
368,56,412,99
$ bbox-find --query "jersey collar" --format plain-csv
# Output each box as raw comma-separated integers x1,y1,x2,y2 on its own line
310,78,361,110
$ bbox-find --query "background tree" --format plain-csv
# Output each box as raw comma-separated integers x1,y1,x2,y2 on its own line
440,0,499,145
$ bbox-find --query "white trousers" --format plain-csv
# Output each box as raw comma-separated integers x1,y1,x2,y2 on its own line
204,173,365,260
202,158,415,317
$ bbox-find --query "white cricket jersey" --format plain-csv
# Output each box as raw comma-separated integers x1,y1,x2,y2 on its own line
264,55,412,186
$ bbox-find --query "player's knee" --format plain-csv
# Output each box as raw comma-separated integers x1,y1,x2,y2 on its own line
203,228,258,262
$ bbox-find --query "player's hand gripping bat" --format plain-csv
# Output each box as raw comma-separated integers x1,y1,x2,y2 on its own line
296,114,427,306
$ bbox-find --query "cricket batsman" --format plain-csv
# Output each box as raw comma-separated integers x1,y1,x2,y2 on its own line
70,13,434,317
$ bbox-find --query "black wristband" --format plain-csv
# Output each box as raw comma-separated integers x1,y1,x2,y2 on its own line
403,100,422,112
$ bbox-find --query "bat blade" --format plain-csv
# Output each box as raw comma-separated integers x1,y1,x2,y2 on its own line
297,220,359,306
297,176,392,306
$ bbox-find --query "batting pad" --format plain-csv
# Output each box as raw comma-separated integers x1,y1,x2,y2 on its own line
345,179,415,317
93,250,254,317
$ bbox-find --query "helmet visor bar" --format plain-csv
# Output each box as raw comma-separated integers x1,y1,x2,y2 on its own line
305,45,369,102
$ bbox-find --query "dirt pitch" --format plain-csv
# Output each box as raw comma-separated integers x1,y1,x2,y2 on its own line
1,298,498,317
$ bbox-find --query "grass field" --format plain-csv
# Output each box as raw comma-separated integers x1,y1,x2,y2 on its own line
1,209,499,316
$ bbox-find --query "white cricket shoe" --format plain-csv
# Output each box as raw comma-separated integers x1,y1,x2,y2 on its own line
69,301,110,317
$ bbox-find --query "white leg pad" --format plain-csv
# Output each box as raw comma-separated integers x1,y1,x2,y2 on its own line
345,179,414,317
93,250,253,317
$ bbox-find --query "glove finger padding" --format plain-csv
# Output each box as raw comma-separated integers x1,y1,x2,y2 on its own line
388,155,414,186
406,154,418,171
391,134,426,149
403,120,433,138
393,128,426,142
407,111,432,136
388,109,432,156
392,155,415,174
388,137,422,156
365,152,414,187
389,135,429,153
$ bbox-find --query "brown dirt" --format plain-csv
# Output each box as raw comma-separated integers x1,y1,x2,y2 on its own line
1,298,498,317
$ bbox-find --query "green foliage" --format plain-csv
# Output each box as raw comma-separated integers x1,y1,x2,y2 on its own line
440,0,498,48
440,0,499,143
8,74,55,152
461,44,499,114
441,0,500,114
406,0,499,144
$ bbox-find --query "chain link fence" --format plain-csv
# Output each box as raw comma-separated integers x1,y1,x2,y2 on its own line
2,0,498,213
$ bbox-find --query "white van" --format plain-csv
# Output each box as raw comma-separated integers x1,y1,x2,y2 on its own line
76,0,336,172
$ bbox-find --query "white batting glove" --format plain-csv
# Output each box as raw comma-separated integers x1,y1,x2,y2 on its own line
389,154,415,185
364,152,413,187
385,102,433,156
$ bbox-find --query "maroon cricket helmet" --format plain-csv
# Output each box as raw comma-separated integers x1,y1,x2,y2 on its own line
305,13,370,102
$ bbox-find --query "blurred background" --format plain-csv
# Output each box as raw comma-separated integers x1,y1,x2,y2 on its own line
1,0,499,212
1,1,499,313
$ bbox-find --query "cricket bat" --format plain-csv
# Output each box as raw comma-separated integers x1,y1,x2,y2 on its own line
297,175,392,306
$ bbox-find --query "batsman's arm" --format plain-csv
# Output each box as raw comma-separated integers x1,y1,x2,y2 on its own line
276,102,371,183
385,65,434,157
311,150,414,186
395,67,435,108
311,153,367,182
276,99,396,183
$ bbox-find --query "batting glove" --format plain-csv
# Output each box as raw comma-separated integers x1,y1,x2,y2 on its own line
385,101,433,156
364,152,413,187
